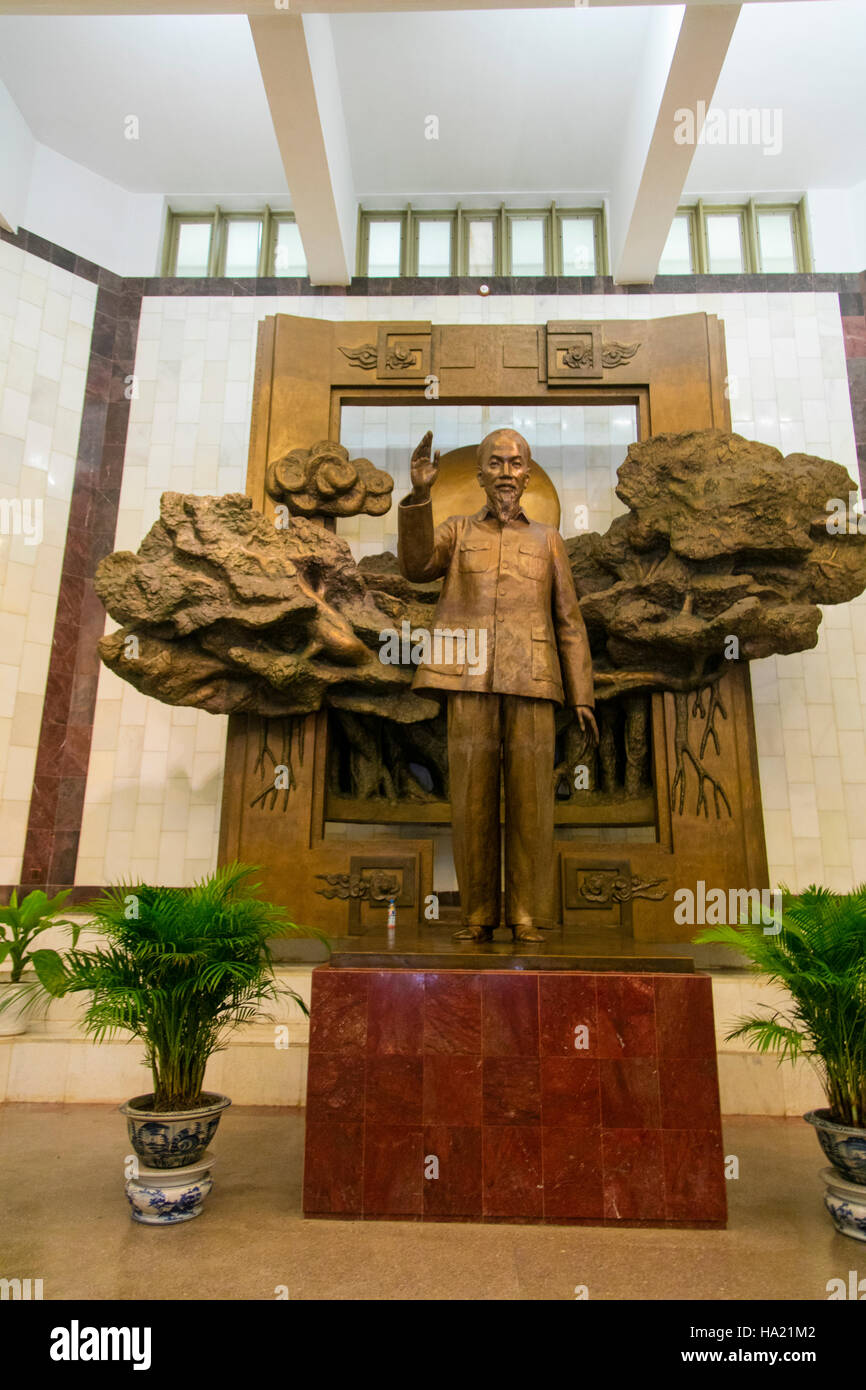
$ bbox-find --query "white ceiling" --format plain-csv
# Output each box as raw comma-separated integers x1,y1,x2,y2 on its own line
685,0,866,190
330,8,654,199
0,14,287,195
0,2,863,201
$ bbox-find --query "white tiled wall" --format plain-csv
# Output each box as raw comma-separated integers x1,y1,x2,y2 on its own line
751,599,866,892
78,289,861,890
0,959,314,1107
712,289,865,892
77,295,259,885
0,241,97,881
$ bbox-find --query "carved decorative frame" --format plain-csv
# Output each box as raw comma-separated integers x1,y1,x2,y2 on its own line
218,309,769,942
341,845,417,934
561,857,635,933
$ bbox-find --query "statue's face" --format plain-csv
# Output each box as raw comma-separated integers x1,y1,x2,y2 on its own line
477,433,531,518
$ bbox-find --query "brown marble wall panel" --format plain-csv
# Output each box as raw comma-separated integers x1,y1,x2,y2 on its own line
422,1055,482,1126
302,1121,364,1215
482,1058,542,1125
655,974,718,1058
423,973,482,1054
16,266,143,891
596,975,656,1056
481,974,539,1056
540,1057,601,1127
366,970,424,1054
302,965,728,1226
602,1128,666,1221
423,1125,482,1218
363,1124,424,1217
542,1125,604,1220
538,974,597,1055
483,1126,544,1219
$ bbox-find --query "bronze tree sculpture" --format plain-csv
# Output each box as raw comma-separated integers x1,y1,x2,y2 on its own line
95,430,866,816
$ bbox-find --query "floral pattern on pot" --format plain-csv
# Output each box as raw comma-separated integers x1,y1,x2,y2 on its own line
120,1093,231,1170
805,1110,866,1185
820,1168,866,1243
824,1195,866,1242
125,1172,214,1225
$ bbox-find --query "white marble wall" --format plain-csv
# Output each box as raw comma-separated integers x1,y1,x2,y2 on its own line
0,959,314,1107
0,240,96,881
751,599,866,892
77,289,860,891
76,295,256,885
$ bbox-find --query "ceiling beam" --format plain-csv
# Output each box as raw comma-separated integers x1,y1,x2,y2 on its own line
608,3,741,284
0,0,823,12
250,12,355,285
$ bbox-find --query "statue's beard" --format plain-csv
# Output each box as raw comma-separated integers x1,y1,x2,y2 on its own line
486,485,524,523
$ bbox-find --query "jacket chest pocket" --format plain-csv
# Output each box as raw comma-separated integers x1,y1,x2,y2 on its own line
517,544,546,581
531,624,557,682
459,541,492,573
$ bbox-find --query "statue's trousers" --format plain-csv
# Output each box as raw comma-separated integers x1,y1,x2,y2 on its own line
447,691,555,930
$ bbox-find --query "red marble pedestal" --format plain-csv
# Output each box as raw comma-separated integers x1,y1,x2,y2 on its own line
302,966,727,1226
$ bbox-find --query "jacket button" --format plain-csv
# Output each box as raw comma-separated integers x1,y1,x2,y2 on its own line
497,613,505,622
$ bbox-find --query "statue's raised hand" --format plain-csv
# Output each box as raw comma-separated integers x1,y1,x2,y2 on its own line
409,431,440,503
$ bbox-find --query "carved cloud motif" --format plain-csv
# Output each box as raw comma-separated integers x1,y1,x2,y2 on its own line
266,440,394,518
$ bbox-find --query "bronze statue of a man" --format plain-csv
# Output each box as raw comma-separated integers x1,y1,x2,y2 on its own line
398,428,597,943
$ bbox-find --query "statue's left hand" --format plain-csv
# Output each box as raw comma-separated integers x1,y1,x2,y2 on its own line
574,705,599,743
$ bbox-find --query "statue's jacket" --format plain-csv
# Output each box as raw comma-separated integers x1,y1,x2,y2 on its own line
397,497,594,708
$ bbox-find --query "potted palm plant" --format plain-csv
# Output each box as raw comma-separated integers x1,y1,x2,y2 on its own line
696,884,866,1241
0,888,75,1036
32,863,324,1224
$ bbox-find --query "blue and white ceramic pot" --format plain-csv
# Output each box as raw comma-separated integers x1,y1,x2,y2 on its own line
125,1153,216,1225
805,1110,866,1186
820,1167,866,1243
119,1093,231,1170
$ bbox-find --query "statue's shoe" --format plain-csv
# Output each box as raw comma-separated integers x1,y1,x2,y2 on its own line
511,925,546,943
452,924,495,942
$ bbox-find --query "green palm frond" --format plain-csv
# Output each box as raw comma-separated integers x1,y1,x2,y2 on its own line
696,883,866,1127
30,863,326,1110
724,1014,809,1060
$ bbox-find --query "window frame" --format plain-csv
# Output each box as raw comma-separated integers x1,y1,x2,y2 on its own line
163,206,304,277
658,208,698,276
753,201,809,275
217,211,266,278
554,207,607,277
702,204,753,275
459,210,501,276
666,197,811,275
163,211,218,278
269,213,307,278
165,199,808,281
357,210,408,278
411,211,458,277
358,203,607,278
505,208,553,277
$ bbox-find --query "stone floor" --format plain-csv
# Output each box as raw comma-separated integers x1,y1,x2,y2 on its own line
0,1104,855,1301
